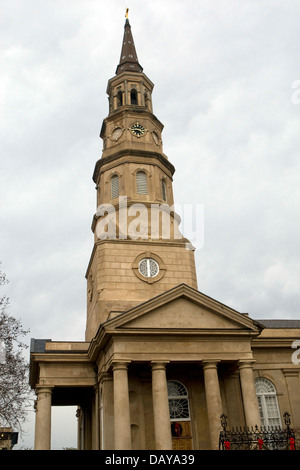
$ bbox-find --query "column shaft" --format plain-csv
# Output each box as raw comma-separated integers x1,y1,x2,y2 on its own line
151,362,172,450
34,386,52,450
203,361,223,450
239,361,261,428
113,362,131,450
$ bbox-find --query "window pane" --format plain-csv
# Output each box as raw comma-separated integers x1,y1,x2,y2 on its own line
138,258,159,278
111,175,119,199
169,399,190,420
255,378,281,428
265,396,281,426
136,171,148,194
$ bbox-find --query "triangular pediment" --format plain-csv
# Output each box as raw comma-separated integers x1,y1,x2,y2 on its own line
104,284,263,334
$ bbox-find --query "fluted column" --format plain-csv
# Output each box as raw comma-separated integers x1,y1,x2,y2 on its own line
112,361,131,450
238,360,261,428
151,361,172,450
34,386,53,450
203,361,223,450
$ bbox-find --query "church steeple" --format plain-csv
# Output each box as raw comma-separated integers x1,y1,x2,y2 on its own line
116,10,143,75
85,12,198,341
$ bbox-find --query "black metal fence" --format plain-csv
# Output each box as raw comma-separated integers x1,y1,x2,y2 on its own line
219,412,296,450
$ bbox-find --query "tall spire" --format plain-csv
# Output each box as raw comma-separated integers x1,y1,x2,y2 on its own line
115,9,143,75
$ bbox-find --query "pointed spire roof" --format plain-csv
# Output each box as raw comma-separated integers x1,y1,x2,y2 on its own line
115,10,143,75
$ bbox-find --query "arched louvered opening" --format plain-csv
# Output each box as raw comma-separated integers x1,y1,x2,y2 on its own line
116,91,123,108
255,378,281,427
111,174,119,199
131,89,138,105
136,171,148,195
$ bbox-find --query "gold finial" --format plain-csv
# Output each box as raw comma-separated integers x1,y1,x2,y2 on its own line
125,8,129,19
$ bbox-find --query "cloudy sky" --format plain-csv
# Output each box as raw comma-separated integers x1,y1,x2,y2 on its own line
1,0,300,449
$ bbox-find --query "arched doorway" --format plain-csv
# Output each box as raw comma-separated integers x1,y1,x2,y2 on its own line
167,380,193,450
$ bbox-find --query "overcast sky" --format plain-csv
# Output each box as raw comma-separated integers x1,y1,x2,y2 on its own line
1,0,300,449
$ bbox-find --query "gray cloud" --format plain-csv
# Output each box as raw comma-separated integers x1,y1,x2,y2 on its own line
1,0,300,449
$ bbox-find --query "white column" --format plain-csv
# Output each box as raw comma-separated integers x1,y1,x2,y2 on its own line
239,360,261,428
112,361,131,450
203,361,223,450
34,386,52,450
151,361,172,450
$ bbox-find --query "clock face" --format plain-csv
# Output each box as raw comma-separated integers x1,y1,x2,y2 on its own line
111,126,123,141
130,123,145,137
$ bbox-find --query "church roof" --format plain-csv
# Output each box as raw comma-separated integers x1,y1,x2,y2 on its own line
258,319,300,328
115,15,143,75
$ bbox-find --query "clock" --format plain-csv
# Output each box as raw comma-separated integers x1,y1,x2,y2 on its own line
110,126,123,141
130,122,146,137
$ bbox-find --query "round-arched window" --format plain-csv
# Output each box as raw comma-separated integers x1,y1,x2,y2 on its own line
111,174,119,199
138,258,159,278
136,171,148,195
167,380,190,421
255,378,281,428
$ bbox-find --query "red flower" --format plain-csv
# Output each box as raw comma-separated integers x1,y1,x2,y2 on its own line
258,438,264,450
224,440,231,450
289,437,295,450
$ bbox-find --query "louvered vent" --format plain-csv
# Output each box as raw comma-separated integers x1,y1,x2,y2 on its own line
136,171,148,194
111,175,119,199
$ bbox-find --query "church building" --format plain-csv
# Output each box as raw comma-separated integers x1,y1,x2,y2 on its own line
30,14,300,451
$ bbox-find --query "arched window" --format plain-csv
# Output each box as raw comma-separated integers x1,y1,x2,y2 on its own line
136,171,148,195
255,378,281,427
116,91,123,108
162,179,167,201
167,380,190,421
131,89,138,105
111,174,119,199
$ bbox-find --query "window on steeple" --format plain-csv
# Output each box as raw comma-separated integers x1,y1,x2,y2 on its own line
136,171,148,195
111,174,119,199
131,89,138,105
116,91,123,108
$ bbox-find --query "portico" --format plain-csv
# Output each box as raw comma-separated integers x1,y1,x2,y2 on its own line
31,284,264,450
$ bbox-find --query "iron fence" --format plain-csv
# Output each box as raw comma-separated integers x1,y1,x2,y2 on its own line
219,412,296,450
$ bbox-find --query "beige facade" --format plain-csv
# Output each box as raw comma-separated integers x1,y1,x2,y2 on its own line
0,427,18,450
30,17,300,450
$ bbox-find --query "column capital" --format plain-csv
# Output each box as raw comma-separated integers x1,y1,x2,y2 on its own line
35,385,53,396
151,361,170,371
99,371,113,383
202,360,220,370
238,360,256,370
111,360,131,371
282,369,299,378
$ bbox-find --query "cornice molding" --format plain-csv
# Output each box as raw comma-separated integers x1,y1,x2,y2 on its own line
93,149,175,183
